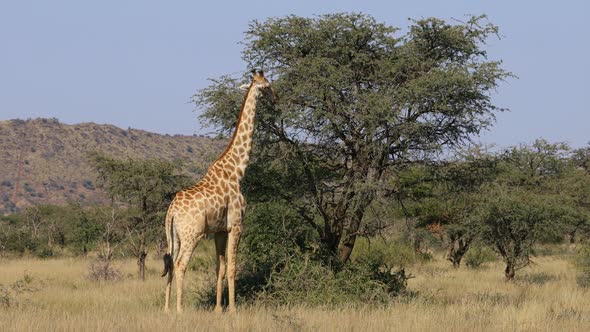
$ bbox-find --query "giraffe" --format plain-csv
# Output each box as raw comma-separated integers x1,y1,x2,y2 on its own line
161,70,272,313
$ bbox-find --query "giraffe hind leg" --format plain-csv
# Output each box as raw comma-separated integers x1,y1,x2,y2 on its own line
175,235,204,313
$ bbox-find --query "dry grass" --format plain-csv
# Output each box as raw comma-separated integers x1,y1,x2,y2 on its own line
1,250,589,331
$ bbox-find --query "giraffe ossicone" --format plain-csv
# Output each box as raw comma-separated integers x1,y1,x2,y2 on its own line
161,70,272,313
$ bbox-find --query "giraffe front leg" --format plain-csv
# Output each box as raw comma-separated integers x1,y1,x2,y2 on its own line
226,224,242,313
214,232,227,314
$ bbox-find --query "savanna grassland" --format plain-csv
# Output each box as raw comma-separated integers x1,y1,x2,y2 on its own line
1,244,589,332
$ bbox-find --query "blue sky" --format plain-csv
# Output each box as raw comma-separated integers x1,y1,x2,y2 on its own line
0,1,588,148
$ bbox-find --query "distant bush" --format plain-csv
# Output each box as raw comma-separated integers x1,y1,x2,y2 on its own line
353,237,426,267
23,184,34,193
82,180,95,190
33,244,53,258
574,245,590,288
465,245,497,269
1,229,36,254
87,260,122,282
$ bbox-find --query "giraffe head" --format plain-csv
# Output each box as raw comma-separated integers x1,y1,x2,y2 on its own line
250,69,271,90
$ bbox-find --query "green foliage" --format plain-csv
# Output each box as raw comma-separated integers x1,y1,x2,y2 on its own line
479,186,560,279
197,13,510,261
353,237,426,267
90,153,191,277
196,200,408,307
500,139,570,186
252,256,409,306
0,204,123,258
464,245,497,269
69,209,103,255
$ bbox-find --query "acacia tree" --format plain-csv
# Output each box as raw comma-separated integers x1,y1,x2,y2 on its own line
197,13,510,262
432,153,500,267
91,154,190,280
479,186,559,280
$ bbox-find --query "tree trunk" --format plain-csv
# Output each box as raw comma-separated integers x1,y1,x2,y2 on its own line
447,237,469,268
504,263,515,281
138,251,147,280
338,235,357,263
338,203,369,263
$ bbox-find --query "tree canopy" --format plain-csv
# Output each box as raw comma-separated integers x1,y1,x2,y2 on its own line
196,13,511,262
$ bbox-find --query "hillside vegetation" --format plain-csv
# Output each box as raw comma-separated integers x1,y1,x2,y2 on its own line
0,118,225,214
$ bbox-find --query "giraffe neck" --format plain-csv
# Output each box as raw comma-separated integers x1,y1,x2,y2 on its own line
219,84,260,179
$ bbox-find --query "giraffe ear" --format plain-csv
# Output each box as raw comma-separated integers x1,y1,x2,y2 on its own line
239,83,250,91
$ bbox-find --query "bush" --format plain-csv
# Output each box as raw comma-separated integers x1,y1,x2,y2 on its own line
33,244,54,258
353,237,429,267
464,245,497,269
194,201,409,307
82,180,95,190
87,260,122,282
253,255,408,306
574,245,590,288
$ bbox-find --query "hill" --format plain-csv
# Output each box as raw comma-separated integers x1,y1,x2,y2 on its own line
0,118,226,214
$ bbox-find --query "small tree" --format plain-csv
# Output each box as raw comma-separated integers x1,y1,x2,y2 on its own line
67,204,103,256
91,154,190,280
396,149,500,267
436,152,500,268
479,186,557,280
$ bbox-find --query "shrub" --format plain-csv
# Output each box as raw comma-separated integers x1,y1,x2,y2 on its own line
353,237,426,267
194,201,409,307
82,180,95,190
465,245,497,269
253,255,408,306
87,260,122,282
33,244,54,258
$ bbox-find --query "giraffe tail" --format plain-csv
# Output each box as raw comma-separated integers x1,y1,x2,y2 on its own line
161,214,174,277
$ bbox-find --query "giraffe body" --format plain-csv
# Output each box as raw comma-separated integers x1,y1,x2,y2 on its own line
162,71,271,313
